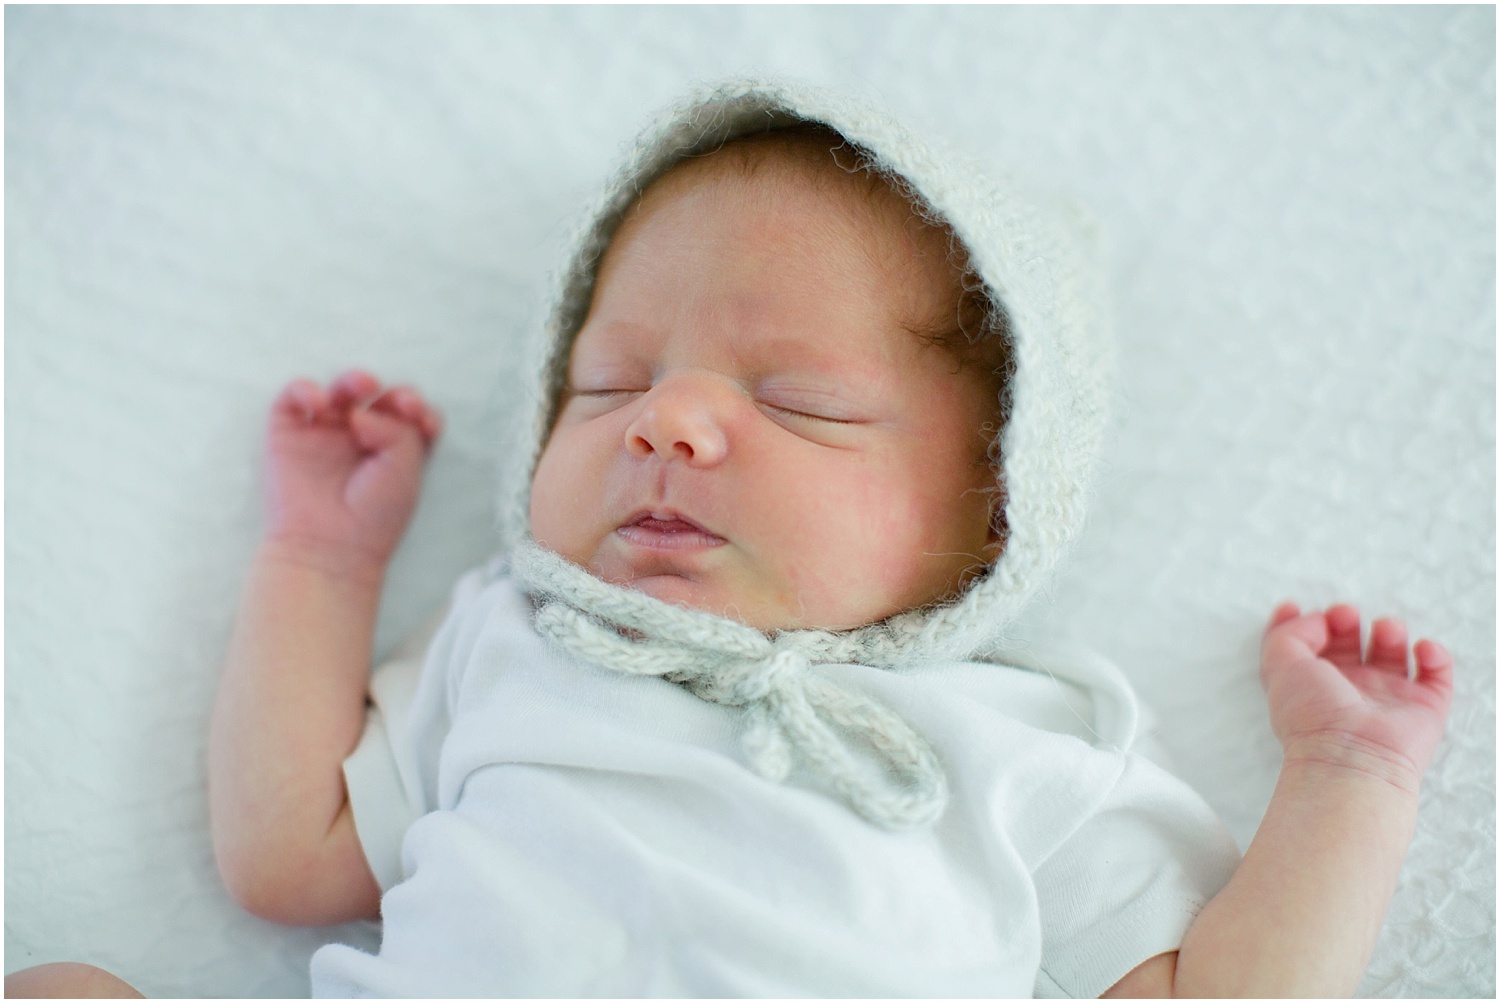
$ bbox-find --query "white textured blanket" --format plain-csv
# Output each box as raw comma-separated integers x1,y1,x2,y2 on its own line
6,7,1493,997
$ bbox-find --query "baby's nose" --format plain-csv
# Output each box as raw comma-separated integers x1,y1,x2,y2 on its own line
624,374,734,466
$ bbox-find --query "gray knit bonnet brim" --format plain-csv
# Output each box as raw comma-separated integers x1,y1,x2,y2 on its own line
499,79,1111,666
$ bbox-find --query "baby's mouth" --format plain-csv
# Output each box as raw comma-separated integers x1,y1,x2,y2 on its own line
616,510,727,550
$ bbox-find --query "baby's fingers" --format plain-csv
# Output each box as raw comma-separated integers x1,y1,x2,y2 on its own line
1413,638,1455,690
371,386,443,445
349,404,422,457
1365,618,1410,675
272,378,330,424
1260,608,1330,682
1322,604,1364,670
330,369,382,410
1267,601,1302,629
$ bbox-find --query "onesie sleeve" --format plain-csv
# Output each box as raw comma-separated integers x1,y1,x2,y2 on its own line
1030,752,1240,999
341,611,446,892
342,562,503,892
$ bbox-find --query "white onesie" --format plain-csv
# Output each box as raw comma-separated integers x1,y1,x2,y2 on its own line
311,77,1241,998
310,563,1239,998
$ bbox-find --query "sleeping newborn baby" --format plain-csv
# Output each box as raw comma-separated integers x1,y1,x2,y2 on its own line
7,81,1452,999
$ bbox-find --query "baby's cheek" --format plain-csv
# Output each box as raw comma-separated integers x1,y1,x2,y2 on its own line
529,433,594,560
874,476,983,599
824,472,937,612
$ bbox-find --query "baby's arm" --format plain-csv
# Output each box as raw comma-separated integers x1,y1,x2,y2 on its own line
209,371,441,926
1107,603,1453,997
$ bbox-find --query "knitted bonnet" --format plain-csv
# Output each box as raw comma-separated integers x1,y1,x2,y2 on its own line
500,80,1111,826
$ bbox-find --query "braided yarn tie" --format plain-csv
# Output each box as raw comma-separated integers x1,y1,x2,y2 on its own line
512,542,949,828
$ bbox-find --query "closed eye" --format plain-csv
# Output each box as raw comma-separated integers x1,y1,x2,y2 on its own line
762,403,856,425
573,388,645,400
561,387,646,419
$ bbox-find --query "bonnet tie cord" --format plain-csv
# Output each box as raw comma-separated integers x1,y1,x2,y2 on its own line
512,542,949,828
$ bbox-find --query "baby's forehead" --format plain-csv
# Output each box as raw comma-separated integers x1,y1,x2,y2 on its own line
573,122,1008,404
602,128,968,332
635,126,940,245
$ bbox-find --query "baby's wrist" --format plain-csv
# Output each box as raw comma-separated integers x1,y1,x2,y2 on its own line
1280,731,1425,798
258,533,389,591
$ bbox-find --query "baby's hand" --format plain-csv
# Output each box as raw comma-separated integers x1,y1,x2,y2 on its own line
263,370,442,573
1260,603,1453,794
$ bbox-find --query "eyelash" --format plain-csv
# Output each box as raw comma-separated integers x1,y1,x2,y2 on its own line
572,388,854,425
575,388,641,400
763,403,853,425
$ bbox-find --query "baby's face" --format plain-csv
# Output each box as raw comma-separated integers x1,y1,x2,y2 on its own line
530,149,998,631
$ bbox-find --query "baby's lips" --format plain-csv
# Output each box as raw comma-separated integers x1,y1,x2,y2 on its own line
616,509,730,548
622,510,719,536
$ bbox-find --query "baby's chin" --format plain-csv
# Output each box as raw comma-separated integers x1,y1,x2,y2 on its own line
593,569,789,632
618,573,758,625
621,576,902,634
583,550,900,632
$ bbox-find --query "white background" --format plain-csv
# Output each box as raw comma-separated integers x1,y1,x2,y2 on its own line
7,7,1493,996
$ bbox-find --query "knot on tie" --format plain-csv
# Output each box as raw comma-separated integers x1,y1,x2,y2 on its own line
685,646,803,706
513,542,950,829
